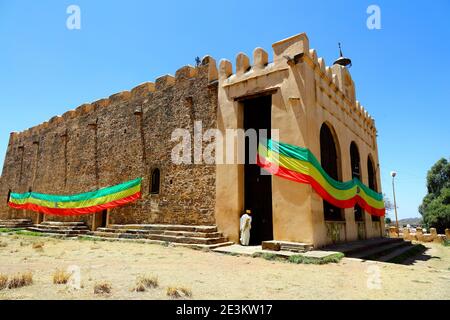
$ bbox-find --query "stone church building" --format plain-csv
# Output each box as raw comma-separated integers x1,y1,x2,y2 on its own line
0,33,384,248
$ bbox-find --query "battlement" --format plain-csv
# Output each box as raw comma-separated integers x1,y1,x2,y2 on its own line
217,33,376,135
8,56,219,143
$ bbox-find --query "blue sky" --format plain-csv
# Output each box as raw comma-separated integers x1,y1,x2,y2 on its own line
0,0,449,219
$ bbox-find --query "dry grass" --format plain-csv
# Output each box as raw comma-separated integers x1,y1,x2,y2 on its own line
93,281,112,295
0,274,8,290
132,275,159,292
32,241,44,251
0,241,7,248
53,269,71,285
166,286,192,299
7,272,33,289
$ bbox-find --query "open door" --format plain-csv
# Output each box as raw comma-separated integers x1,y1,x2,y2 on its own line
243,95,273,245
92,209,108,231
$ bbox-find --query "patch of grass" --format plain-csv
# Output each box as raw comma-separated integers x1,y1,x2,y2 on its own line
94,281,112,295
132,275,159,292
389,244,427,264
7,272,33,289
442,240,450,247
0,241,7,248
0,274,8,290
252,252,284,262
288,253,344,265
78,236,103,242
53,269,71,285
15,230,46,237
0,228,25,233
166,286,192,299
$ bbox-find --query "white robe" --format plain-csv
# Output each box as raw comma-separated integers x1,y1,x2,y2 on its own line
240,214,252,246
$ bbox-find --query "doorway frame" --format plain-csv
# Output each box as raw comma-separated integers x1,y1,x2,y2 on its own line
241,94,274,245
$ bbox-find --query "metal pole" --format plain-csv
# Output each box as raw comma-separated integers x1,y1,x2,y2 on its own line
392,175,400,237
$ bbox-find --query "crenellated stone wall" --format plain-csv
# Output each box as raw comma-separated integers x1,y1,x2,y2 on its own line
0,32,385,248
0,58,219,228
215,33,383,246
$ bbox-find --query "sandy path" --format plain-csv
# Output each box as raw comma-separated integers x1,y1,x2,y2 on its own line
0,235,449,300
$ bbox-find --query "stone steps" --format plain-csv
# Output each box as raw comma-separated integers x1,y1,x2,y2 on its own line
350,241,410,260
107,224,218,233
262,240,313,253
90,230,227,245
378,244,425,263
0,219,33,229
323,237,422,263
40,221,86,227
28,221,90,237
95,227,223,238
32,224,88,231
80,235,234,250
90,224,230,247
324,238,403,256
28,227,90,236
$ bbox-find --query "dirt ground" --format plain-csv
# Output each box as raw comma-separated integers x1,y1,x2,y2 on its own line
0,234,449,300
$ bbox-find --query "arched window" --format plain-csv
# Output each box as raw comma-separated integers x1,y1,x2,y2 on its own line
320,123,343,221
350,142,363,221
367,156,377,191
6,189,11,204
367,155,380,221
150,168,160,194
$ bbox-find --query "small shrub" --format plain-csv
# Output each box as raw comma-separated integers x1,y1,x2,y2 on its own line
166,286,192,299
252,252,283,262
0,241,7,248
0,274,8,290
261,253,278,261
53,269,71,285
94,281,112,295
15,230,45,237
180,287,192,297
32,241,45,250
288,253,344,265
161,241,170,247
132,275,159,292
7,272,33,289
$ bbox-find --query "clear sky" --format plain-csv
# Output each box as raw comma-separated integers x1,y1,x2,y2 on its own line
0,0,449,220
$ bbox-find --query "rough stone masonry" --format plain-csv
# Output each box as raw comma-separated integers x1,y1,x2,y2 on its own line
0,57,219,229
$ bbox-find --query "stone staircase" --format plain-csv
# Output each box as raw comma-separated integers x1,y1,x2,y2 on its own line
28,221,90,237
262,240,313,253
323,237,425,263
88,224,233,249
0,219,33,229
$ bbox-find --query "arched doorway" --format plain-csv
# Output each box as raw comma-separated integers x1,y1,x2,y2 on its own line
150,168,161,194
367,156,380,221
350,142,365,240
320,123,343,221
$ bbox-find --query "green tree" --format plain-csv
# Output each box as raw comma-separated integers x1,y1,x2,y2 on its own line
419,158,450,233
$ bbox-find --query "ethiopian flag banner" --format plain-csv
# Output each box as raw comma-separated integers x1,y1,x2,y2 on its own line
8,178,142,216
257,140,385,217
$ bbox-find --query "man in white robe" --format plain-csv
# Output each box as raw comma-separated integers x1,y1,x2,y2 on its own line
240,210,252,246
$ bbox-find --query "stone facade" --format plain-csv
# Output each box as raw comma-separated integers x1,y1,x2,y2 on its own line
0,59,219,229
215,33,384,247
0,33,385,248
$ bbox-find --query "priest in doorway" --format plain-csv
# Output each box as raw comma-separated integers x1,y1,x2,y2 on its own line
240,210,252,246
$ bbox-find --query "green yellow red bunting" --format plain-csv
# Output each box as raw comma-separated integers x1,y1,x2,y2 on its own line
257,140,385,217
8,178,142,216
